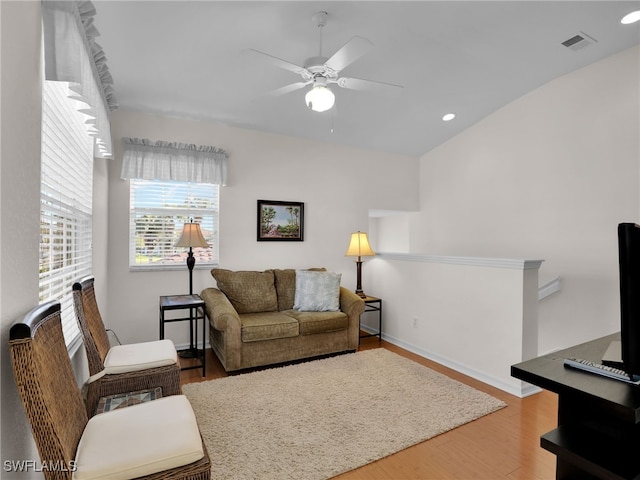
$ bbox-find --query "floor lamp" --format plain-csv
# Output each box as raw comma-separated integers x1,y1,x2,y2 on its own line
175,220,209,358
345,231,376,298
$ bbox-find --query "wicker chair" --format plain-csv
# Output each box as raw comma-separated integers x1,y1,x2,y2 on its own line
9,301,211,480
72,277,181,416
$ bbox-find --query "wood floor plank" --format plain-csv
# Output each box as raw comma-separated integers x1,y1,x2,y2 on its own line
180,340,558,479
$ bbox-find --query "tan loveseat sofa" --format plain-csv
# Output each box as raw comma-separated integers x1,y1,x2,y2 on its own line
201,268,365,371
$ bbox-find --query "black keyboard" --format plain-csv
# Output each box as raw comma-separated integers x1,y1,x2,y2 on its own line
563,358,640,385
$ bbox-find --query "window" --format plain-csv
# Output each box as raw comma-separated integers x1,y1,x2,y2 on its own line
129,180,219,269
40,81,94,347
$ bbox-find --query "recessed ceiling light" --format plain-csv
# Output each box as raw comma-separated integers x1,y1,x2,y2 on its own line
442,113,456,122
621,10,640,24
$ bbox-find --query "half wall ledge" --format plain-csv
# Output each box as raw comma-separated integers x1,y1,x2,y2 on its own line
377,252,544,270
367,252,544,398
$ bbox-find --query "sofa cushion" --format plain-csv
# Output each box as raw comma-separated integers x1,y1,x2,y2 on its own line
240,312,299,342
294,270,341,312
271,269,296,311
212,269,278,314
272,268,327,311
285,310,349,335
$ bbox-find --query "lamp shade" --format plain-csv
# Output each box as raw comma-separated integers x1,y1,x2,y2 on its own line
345,231,375,257
175,222,209,248
305,85,335,113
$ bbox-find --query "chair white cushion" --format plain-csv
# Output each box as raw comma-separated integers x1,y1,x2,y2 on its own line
73,395,204,480
103,339,177,375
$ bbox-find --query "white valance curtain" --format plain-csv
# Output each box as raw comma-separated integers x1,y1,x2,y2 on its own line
121,138,229,185
42,0,117,159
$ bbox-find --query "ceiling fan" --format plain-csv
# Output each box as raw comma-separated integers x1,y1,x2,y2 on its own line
249,11,403,113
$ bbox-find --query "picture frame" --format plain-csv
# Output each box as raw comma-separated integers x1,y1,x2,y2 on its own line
257,200,304,241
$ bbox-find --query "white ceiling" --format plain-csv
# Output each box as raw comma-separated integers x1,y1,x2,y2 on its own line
94,1,640,156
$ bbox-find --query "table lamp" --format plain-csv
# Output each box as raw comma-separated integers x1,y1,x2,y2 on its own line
345,231,376,298
175,219,209,295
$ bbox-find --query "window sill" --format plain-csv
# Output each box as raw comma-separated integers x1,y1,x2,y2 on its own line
67,333,84,358
128,263,218,273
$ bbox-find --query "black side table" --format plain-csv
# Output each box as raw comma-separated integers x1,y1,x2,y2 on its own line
159,294,206,377
359,296,382,343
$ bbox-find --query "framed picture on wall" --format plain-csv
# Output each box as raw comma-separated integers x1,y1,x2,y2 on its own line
257,200,304,241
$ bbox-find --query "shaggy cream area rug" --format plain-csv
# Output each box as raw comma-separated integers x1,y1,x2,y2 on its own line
182,348,506,480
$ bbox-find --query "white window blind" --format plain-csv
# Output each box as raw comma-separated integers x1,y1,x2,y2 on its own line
40,81,94,347
129,180,219,269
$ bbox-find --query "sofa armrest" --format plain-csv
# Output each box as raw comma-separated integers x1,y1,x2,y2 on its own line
200,287,241,332
201,287,243,371
339,287,365,319
340,287,365,350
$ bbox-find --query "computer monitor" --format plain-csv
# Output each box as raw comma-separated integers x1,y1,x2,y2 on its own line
612,223,640,381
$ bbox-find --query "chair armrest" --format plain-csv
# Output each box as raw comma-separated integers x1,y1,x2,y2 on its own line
200,288,241,332
339,287,365,318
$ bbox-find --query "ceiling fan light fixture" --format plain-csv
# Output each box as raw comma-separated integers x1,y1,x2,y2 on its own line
305,85,335,112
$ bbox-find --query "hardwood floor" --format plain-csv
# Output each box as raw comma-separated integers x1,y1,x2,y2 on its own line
180,339,558,480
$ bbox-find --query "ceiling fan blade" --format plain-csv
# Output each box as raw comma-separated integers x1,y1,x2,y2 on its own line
324,36,373,72
336,77,403,94
262,81,310,97
248,49,307,75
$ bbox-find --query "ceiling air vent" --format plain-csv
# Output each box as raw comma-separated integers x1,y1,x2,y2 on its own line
562,32,598,51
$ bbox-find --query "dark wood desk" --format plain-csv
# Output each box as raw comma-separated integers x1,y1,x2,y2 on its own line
511,333,640,480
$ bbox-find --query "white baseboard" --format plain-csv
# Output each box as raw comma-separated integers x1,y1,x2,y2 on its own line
376,331,542,398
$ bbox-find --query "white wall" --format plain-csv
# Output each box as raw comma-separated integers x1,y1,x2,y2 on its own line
93,158,110,310
370,212,417,253
413,46,640,356
106,110,419,347
0,3,42,473
0,3,111,472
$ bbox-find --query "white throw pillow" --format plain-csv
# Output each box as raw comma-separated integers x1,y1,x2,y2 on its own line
294,270,341,312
